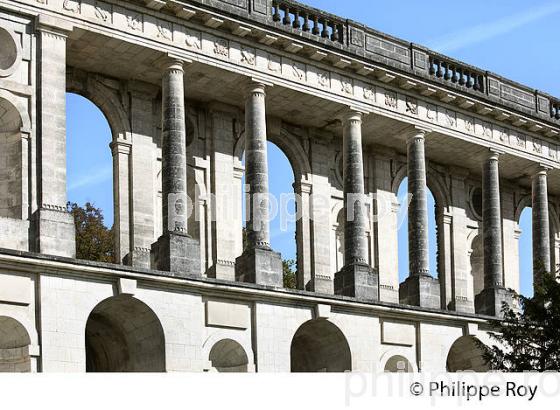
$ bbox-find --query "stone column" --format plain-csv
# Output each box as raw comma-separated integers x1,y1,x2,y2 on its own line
111,140,131,265
235,80,282,287
33,16,76,257
475,150,512,316
334,110,378,301
151,57,200,276
399,128,440,309
532,166,551,282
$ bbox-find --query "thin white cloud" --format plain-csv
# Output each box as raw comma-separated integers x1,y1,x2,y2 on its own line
428,2,560,53
68,164,112,192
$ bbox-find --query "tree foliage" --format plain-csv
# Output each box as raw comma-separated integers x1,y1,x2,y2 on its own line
283,259,297,289
479,271,560,371
68,202,115,263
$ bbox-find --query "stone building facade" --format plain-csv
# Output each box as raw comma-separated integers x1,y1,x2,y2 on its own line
0,0,559,372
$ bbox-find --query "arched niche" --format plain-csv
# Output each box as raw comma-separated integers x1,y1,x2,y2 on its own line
446,336,489,372
85,295,166,372
290,319,351,372
0,316,31,372
208,339,249,372
383,355,414,373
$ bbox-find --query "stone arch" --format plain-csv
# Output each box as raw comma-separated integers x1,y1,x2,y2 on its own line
202,331,255,372
290,319,351,372
468,234,484,300
446,336,489,372
207,339,249,372
514,194,532,224
0,93,29,221
85,295,166,372
383,354,414,373
66,69,131,141
0,316,31,372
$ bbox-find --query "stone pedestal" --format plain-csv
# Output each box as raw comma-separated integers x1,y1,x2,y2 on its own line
399,274,441,309
314,276,334,295
151,232,200,277
475,287,513,318
334,263,379,301
33,208,76,258
235,247,283,287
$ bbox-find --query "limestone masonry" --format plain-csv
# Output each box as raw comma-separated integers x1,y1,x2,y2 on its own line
0,0,558,372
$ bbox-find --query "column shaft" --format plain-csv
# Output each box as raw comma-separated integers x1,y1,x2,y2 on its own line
244,82,271,250
407,132,430,276
532,168,551,278
342,111,368,265
161,60,187,234
482,152,503,288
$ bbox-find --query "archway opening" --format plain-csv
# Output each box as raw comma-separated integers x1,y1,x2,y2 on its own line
397,177,439,282
66,93,115,262
85,295,165,372
334,208,345,272
446,336,489,372
470,235,484,300
208,339,249,372
384,355,413,373
0,316,31,372
290,319,351,372
0,97,24,220
519,207,534,297
241,141,298,288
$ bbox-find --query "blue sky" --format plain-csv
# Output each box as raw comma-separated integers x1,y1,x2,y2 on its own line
66,0,559,296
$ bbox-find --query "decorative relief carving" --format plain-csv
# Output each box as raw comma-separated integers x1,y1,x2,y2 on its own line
498,129,509,144
465,117,475,132
290,62,305,81
363,86,375,101
127,14,142,31
240,46,256,66
36,0,48,4
405,97,418,115
443,109,456,127
479,123,492,139
532,140,542,154
94,2,111,22
340,78,353,95
267,54,281,73
514,134,526,148
157,22,172,41
317,71,330,88
63,0,81,13
549,146,557,160
214,38,229,57
185,31,201,49
384,91,397,108
426,104,437,121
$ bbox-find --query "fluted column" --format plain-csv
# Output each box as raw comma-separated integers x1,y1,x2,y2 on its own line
475,150,512,316
161,59,188,235
151,57,200,276
407,131,430,276
482,151,503,289
342,111,368,265
244,81,271,250
399,127,440,309
235,80,282,286
532,166,551,281
334,109,378,301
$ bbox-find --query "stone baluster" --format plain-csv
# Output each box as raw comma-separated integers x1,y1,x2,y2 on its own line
235,80,283,287
399,127,440,309
532,166,551,284
475,150,512,316
151,56,200,276
334,109,378,301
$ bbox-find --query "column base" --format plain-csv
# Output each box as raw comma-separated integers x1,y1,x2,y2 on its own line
235,247,283,287
399,274,441,309
32,207,76,258
474,287,514,317
334,263,379,301
150,232,201,277
123,247,151,269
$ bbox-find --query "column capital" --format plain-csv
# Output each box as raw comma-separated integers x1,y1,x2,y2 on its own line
35,15,73,38
403,125,432,143
244,78,273,97
530,164,551,178
485,148,504,162
154,53,191,73
338,108,366,124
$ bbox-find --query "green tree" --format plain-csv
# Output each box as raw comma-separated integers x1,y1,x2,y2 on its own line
68,202,115,263
283,259,297,289
479,271,560,371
